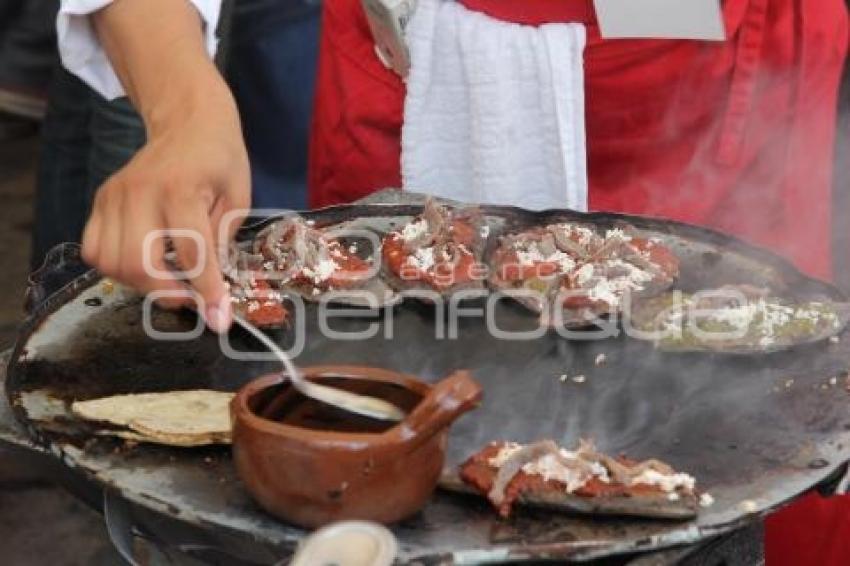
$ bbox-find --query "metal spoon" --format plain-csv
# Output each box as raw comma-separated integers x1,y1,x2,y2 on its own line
231,313,406,422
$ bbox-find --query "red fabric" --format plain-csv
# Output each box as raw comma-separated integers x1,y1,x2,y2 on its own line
460,0,596,26
308,0,405,207
308,1,849,563
766,492,850,566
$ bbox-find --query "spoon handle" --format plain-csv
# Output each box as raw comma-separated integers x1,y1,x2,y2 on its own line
231,313,306,387
231,313,405,422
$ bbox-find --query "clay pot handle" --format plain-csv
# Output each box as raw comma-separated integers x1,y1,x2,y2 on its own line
397,370,482,446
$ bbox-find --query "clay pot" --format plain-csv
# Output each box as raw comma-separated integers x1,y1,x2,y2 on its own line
231,365,482,529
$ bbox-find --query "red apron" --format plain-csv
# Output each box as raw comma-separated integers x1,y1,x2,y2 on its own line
309,0,848,560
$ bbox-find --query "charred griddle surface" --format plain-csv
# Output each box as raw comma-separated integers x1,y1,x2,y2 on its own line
7,199,850,562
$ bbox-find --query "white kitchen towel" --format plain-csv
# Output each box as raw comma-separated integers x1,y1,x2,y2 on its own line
401,0,588,211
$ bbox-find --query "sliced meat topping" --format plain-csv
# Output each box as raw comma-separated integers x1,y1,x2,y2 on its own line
460,439,697,518
383,198,483,291
492,222,680,318
250,217,372,291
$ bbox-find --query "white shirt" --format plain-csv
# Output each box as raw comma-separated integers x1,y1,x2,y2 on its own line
57,0,223,100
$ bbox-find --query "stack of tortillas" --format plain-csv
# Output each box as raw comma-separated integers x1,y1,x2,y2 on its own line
71,390,234,447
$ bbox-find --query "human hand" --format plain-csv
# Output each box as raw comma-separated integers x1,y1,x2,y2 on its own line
81,75,250,333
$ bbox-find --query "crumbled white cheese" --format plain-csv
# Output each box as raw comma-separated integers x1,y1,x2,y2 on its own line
348,244,358,254
567,258,655,308
551,251,576,272
401,219,429,242
667,492,680,501
488,444,609,494
595,353,607,366
571,375,586,384
407,247,435,271
699,493,715,507
652,298,840,348
266,290,282,302
609,259,654,285
563,225,596,246
515,248,543,265
584,262,653,306
301,258,338,284
480,225,491,238
574,263,595,286
559,374,568,382
605,228,632,242
513,241,576,273
316,258,337,280
629,469,696,493
698,299,835,343
588,279,618,305
525,452,608,493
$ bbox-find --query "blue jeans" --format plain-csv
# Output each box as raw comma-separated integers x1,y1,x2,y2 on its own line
226,0,321,211
0,0,56,95
33,68,145,269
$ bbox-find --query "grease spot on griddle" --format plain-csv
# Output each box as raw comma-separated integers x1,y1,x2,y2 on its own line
84,297,102,307
808,458,829,469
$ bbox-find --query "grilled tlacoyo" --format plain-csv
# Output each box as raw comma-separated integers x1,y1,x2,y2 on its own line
227,274,290,329
227,216,398,319
489,223,680,326
629,285,850,353
455,439,700,519
382,199,487,297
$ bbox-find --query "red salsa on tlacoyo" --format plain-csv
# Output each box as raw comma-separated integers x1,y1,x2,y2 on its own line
382,199,485,293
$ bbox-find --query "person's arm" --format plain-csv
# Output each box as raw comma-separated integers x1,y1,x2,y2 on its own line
80,0,249,332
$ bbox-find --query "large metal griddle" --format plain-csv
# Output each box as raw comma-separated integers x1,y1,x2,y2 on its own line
6,192,850,563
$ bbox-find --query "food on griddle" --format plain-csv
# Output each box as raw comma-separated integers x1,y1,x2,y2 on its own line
382,198,486,295
71,390,234,447
489,223,679,325
256,216,373,290
629,285,850,353
458,440,697,519
228,277,289,329
488,224,591,312
229,216,396,308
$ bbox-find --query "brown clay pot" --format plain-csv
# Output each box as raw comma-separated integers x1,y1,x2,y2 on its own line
231,365,482,529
